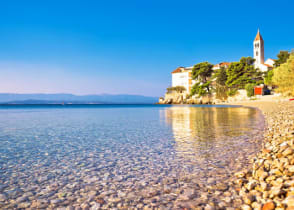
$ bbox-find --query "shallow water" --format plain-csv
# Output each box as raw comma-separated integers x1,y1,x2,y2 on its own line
0,104,264,208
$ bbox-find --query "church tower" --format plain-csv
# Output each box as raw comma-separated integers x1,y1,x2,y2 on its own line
253,29,264,68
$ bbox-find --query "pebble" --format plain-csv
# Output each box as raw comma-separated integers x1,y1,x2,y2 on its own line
283,195,294,207
262,201,275,210
0,194,7,202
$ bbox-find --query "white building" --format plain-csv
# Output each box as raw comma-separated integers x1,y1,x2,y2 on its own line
171,66,194,93
253,29,274,72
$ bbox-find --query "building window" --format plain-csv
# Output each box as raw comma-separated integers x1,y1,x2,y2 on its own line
256,51,258,56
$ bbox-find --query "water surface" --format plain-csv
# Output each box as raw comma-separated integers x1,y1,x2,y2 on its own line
0,104,264,209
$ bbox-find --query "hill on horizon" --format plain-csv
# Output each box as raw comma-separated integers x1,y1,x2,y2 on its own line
0,93,158,104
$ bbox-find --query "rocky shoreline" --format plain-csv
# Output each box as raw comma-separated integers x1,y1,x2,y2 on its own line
222,100,294,210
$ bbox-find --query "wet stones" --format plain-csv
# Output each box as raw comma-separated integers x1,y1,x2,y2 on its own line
262,201,275,210
231,101,294,209
0,194,7,202
178,188,196,200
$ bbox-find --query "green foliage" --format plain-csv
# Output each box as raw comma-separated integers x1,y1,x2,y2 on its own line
245,83,255,97
214,67,227,86
215,84,228,101
227,89,238,96
272,54,294,96
190,81,211,97
166,86,186,93
192,62,213,81
212,67,228,100
226,57,263,89
274,51,290,67
191,62,213,95
264,69,274,86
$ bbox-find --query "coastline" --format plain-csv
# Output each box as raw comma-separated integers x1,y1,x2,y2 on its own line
225,98,294,209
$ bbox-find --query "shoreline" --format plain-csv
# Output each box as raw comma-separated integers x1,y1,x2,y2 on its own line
225,99,294,209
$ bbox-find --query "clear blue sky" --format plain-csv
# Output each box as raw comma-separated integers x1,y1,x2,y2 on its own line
0,0,293,97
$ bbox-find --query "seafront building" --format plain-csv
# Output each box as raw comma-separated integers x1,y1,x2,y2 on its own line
170,30,274,94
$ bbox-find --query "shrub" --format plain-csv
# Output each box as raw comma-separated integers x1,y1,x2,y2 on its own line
245,83,255,97
166,86,186,93
227,89,238,96
264,69,274,86
272,54,294,96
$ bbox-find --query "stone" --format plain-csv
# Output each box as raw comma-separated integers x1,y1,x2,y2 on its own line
283,148,293,156
247,180,257,190
287,165,294,172
241,204,252,210
243,194,255,205
16,196,28,203
262,201,275,210
256,170,268,181
51,199,62,204
0,194,7,202
204,204,215,210
252,202,262,210
17,202,31,208
223,196,231,203
260,182,268,191
215,183,228,191
235,171,246,178
178,188,196,200
271,185,284,197
283,195,294,207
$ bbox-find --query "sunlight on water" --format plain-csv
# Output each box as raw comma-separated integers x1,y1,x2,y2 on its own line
0,105,264,208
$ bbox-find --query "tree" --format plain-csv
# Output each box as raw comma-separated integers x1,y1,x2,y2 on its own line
191,62,213,95
272,54,294,96
226,57,263,89
274,51,290,67
214,67,227,86
190,81,212,96
214,67,228,100
264,69,274,86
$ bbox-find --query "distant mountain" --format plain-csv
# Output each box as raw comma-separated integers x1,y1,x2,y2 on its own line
0,93,158,104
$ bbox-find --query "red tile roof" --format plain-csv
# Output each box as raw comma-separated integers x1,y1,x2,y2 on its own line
219,62,231,66
171,67,184,74
213,62,231,68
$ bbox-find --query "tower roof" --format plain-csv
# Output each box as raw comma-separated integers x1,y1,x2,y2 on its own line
254,29,263,41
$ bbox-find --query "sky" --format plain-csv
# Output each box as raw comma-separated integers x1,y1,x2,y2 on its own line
0,0,293,97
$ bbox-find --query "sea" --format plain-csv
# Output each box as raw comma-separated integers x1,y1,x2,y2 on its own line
0,104,265,208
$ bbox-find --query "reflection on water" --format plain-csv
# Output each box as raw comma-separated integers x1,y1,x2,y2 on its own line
163,106,264,177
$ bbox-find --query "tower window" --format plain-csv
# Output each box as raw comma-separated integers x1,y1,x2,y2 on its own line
256,52,258,56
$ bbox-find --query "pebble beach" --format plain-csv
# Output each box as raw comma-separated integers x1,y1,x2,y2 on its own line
223,100,294,210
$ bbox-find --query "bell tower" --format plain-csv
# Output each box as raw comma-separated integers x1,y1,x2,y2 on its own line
253,29,264,68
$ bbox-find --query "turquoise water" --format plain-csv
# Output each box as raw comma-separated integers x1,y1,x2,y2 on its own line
0,104,264,208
